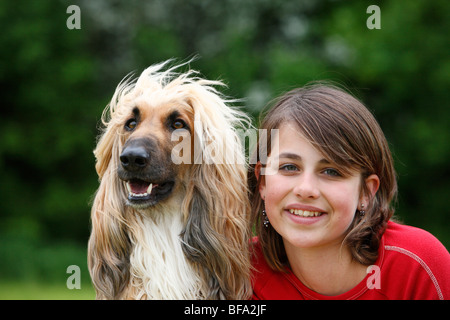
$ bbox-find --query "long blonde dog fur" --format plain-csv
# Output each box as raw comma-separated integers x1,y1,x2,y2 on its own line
88,60,252,299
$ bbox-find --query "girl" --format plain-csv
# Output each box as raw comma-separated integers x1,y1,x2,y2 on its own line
249,84,450,299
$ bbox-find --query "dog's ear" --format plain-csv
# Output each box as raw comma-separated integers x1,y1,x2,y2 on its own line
180,180,223,298
88,195,131,299
181,163,252,299
88,126,131,299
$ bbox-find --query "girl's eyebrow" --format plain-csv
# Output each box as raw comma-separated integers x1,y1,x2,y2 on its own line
277,152,302,161
276,152,331,165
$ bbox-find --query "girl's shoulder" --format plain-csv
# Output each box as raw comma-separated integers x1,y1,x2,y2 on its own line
380,221,450,299
383,221,448,258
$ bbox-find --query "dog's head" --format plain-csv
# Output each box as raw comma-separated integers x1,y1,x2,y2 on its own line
116,101,194,209
89,60,253,299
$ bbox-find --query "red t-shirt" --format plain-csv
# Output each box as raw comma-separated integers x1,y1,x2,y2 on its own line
251,221,450,300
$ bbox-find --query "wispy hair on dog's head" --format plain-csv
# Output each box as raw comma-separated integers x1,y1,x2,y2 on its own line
88,59,252,299
95,59,251,176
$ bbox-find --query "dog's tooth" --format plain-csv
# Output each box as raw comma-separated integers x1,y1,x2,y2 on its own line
147,183,153,194
126,182,132,193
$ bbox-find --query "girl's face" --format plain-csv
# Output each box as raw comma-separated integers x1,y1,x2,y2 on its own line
258,123,378,250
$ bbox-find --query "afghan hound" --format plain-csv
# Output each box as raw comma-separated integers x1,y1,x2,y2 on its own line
88,60,252,299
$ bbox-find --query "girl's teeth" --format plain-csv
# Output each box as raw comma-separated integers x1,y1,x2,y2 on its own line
289,209,322,217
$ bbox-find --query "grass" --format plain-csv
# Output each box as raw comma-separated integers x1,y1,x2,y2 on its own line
0,281,96,300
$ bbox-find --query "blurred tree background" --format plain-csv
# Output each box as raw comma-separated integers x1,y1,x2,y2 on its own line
0,0,448,299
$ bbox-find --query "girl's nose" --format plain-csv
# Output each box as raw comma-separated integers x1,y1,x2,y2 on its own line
293,172,320,199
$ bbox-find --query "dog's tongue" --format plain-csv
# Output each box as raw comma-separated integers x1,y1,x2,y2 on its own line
127,180,154,195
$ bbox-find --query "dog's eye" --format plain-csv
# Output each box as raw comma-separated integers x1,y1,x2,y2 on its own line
172,119,186,130
125,119,137,131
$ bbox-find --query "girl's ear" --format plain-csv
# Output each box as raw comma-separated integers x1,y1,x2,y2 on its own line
255,161,266,200
362,174,380,204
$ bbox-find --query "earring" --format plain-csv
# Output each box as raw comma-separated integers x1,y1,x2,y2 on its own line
359,203,365,217
262,206,270,228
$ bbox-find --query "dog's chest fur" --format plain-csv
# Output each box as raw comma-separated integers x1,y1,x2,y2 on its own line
128,202,207,299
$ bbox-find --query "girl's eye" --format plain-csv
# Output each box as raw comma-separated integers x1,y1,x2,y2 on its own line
172,119,186,130
125,119,137,131
280,164,298,172
323,168,341,177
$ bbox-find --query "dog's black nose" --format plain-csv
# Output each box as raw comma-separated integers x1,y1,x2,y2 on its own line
120,145,149,171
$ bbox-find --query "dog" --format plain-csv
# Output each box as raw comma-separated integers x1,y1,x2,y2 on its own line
88,60,252,299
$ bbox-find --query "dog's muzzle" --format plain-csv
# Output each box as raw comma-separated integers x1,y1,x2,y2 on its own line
118,138,176,209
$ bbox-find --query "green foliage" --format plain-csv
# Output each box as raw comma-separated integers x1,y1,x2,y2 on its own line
1,0,448,296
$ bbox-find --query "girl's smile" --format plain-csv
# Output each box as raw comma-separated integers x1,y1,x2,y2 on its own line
284,203,327,226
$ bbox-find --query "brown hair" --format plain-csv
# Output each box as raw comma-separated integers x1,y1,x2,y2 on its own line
249,83,398,271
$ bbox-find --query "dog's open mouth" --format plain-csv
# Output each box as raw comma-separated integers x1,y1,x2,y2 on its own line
125,179,175,208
